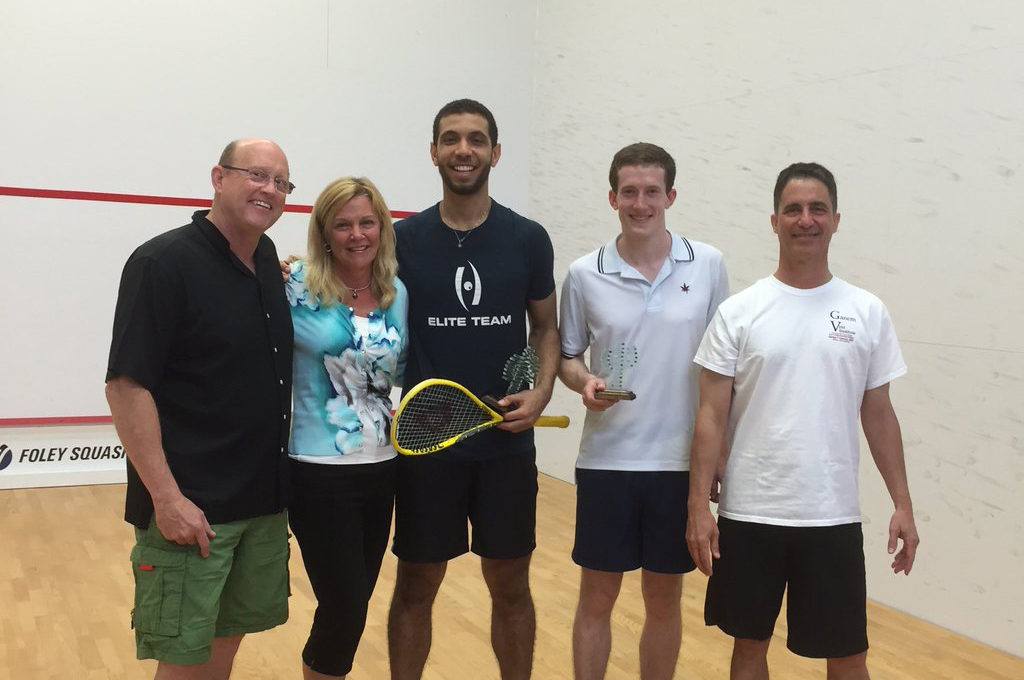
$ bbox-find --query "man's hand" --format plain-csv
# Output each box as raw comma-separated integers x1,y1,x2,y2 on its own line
106,376,216,558
496,387,552,433
686,368,733,574
154,494,217,558
581,377,616,412
558,357,613,412
279,254,300,282
860,383,919,576
686,505,720,576
887,506,919,575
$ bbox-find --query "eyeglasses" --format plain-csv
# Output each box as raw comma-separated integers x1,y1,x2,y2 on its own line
221,165,296,195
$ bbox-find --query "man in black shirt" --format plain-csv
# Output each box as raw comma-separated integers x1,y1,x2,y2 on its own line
106,138,294,679
387,100,559,680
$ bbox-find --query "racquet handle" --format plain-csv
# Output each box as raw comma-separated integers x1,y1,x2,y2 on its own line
595,389,636,401
482,395,569,427
536,415,570,428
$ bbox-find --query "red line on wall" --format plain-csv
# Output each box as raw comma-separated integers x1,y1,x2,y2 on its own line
0,186,416,218
0,186,417,428
0,416,113,428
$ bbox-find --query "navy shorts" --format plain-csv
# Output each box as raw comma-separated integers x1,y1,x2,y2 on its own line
392,449,537,562
705,517,868,659
573,468,695,574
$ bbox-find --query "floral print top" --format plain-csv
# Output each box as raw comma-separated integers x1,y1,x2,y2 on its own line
286,260,408,464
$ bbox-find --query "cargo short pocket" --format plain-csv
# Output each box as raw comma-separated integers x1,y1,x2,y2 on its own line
130,545,188,637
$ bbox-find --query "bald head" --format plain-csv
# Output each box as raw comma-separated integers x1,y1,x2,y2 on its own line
219,138,287,170
209,138,291,241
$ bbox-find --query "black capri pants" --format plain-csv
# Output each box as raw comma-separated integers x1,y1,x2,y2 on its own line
289,457,396,676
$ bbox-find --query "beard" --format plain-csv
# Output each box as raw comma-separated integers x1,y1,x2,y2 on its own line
438,162,492,196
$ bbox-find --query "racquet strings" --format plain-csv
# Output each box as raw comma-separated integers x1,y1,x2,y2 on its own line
395,383,494,453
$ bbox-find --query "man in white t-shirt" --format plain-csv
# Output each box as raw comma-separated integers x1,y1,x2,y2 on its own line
685,162,919,680
560,142,729,680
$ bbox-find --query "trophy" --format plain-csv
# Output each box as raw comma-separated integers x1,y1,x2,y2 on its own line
597,342,637,401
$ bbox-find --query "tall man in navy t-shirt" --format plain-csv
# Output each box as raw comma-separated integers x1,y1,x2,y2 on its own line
387,99,560,680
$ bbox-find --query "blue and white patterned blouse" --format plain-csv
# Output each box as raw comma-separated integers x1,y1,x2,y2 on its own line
286,260,408,464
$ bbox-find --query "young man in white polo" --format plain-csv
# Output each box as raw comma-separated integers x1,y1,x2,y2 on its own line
686,162,920,680
559,142,729,680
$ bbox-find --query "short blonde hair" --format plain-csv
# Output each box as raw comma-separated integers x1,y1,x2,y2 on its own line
304,177,398,309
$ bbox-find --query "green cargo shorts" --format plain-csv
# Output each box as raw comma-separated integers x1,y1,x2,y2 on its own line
130,511,290,665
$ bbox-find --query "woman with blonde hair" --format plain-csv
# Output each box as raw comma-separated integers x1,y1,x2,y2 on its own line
285,177,407,679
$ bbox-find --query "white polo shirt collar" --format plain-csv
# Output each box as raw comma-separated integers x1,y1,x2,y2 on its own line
596,231,695,276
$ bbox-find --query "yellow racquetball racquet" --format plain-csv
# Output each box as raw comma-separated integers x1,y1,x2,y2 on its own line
391,379,570,456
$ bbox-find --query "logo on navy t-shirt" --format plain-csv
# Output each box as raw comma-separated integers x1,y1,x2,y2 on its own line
455,261,482,311
427,260,513,329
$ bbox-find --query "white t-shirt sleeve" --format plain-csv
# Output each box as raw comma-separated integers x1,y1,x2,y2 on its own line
694,306,738,378
707,253,730,327
866,302,907,389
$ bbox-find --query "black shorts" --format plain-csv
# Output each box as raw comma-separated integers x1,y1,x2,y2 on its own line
573,468,695,574
705,517,868,659
392,449,538,562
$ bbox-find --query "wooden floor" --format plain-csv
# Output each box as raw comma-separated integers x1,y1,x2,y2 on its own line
1,475,1020,680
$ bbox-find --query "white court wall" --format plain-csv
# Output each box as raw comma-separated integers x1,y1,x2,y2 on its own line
1,0,1021,657
0,0,537,483
529,0,1023,657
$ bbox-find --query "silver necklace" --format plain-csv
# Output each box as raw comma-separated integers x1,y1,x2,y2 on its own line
453,227,476,248
440,200,489,248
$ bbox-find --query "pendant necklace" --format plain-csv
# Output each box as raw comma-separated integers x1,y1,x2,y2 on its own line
440,200,490,248
454,229,475,248
343,281,372,299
